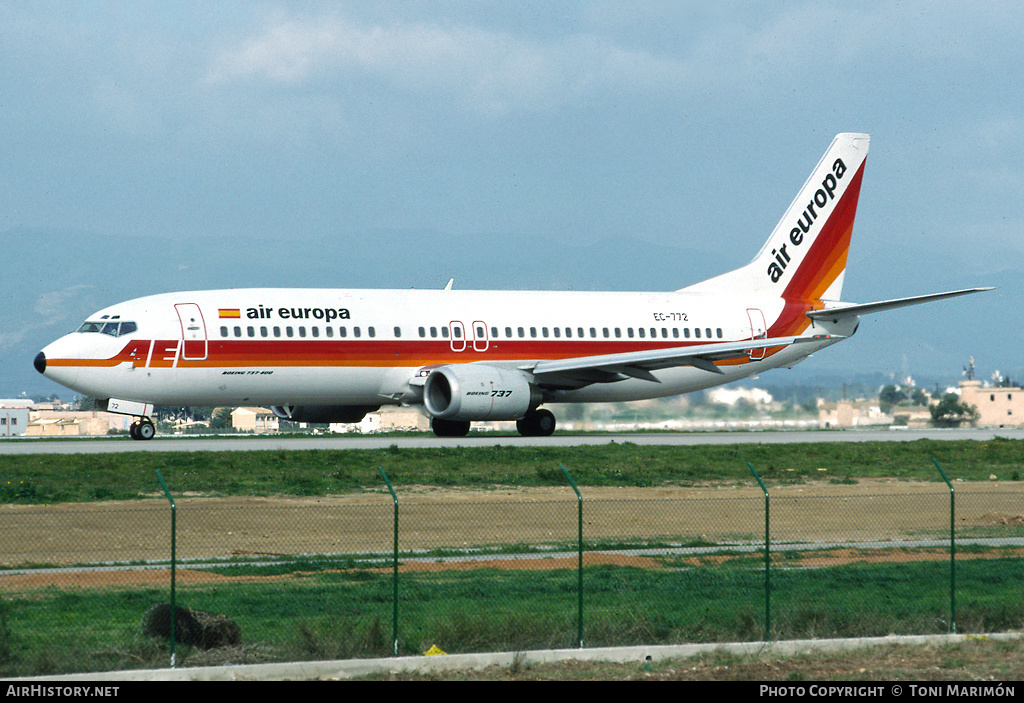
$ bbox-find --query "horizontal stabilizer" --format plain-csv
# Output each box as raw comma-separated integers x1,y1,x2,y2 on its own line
806,288,993,322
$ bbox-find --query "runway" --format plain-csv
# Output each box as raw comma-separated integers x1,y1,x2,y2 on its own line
2,427,1022,454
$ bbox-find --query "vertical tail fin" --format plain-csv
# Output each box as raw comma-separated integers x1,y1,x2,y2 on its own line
680,133,870,302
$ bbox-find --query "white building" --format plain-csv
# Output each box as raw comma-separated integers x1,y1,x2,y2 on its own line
230,407,279,433
0,401,32,437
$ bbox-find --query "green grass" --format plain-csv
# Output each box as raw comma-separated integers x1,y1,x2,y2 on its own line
3,554,1023,677
2,437,1024,503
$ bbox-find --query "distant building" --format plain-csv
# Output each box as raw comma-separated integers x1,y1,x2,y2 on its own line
818,400,896,429
332,406,430,434
707,387,773,406
230,407,279,433
959,380,1024,428
25,410,128,436
0,401,32,437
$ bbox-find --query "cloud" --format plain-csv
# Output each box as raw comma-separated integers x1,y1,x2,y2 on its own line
204,11,693,114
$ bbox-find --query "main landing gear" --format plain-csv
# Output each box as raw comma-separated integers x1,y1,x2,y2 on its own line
430,418,471,437
516,408,556,437
428,408,557,438
129,418,156,441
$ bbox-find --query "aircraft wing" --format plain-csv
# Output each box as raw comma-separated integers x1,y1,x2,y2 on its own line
806,288,992,322
520,334,837,388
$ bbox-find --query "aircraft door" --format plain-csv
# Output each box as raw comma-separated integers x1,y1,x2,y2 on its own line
449,321,466,352
746,308,767,360
175,303,208,361
472,321,489,352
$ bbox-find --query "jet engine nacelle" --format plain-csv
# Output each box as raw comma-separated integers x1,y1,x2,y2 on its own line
423,365,538,421
271,405,379,424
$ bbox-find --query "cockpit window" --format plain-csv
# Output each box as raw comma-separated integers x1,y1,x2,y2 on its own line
78,321,138,337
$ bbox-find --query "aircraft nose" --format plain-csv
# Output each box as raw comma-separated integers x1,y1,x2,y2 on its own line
34,351,46,374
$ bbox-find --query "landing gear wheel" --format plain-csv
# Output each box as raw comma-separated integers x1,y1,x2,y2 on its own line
430,418,471,438
516,408,556,437
130,419,156,441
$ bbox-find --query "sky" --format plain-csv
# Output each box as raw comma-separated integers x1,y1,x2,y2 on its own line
2,1,1022,397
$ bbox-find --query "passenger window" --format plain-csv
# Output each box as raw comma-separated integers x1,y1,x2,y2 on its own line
418,326,425,338
339,327,347,337
353,327,361,338
672,328,679,338
717,328,723,338
638,328,645,338
326,327,334,338
261,327,268,337
286,327,293,337
694,328,701,338
530,327,537,338
627,328,634,338
369,327,376,338
518,327,525,337
553,327,560,338
220,326,228,337
491,326,499,337
298,327,306,338
614,328,621,338
505,327,512,338
430,327,438,338
441,327,449,338
312,327,319,338
394,326,401,337
274,326,281,338
247,326,255,337
234,326,242,337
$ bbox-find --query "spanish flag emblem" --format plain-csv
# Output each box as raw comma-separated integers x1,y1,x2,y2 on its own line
218,308,241,319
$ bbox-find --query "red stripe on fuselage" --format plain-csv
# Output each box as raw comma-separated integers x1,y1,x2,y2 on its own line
50,336,770,371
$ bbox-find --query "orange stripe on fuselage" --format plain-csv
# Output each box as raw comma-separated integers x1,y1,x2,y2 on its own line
46,337,771,371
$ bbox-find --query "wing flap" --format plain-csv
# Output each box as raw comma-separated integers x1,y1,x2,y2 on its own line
522,335,836,387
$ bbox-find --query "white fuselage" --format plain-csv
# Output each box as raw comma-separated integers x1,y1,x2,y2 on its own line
38,287,850,409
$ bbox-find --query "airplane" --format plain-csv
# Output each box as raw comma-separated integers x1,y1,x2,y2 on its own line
34,133,990,439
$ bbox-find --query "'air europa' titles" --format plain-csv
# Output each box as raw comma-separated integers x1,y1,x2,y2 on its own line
767,157,849,284
241,305,352,321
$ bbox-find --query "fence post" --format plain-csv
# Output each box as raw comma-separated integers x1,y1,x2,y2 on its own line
379,467,400,656
747,462,770,642
560,465,583,649
932,458,956,634
154,470,177,668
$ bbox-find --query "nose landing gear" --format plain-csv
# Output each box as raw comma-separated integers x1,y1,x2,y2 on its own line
129,418,156,441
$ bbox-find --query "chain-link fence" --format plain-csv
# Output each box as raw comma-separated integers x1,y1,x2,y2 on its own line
1,462,1022,677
